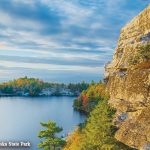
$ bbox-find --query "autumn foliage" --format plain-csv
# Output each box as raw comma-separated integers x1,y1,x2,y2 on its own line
73,83,109,113
64,83,134,150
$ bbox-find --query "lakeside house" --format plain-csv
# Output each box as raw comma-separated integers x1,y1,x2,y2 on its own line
40,88,76,96
0,86,81,97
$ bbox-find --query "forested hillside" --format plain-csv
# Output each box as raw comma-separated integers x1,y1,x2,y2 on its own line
73,82,107,113
0,77,89,96
64,83,134,150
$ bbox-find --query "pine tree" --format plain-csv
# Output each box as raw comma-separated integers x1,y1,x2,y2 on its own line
38,120,66,150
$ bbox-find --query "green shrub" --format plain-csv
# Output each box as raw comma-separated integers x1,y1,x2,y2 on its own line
128,54,141,65
139,43,150,60
128,43,150,65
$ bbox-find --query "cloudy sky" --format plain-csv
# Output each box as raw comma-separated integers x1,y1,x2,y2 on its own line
0,0,149,83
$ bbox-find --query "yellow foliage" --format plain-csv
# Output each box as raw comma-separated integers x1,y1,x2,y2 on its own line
63,129,83,150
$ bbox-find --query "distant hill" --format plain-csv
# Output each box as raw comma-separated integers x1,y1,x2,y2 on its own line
0,77,89,97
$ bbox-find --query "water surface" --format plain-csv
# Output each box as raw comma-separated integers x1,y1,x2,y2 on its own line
0,96,86,149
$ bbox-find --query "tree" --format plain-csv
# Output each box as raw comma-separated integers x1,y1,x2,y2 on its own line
38,120,66,150
73,83,108,113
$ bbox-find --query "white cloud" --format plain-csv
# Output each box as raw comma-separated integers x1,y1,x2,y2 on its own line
0,10,43,31
0,60,102,73
12,0,36,7
41,0,93,25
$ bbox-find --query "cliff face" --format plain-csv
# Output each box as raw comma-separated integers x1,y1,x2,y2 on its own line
105,5,150,150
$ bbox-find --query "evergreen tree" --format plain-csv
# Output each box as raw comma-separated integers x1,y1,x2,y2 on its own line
38,120,66,150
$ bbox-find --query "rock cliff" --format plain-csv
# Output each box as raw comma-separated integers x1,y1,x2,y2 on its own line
105,5,150,150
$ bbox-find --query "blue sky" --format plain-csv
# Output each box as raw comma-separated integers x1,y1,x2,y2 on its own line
0,0,149,83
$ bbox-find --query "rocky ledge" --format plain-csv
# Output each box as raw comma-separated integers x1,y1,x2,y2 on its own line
105,4,150,150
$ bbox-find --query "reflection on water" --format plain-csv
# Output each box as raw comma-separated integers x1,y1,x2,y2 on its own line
0,96,86,149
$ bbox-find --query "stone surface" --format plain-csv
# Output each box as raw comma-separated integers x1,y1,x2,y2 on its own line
105,4,150,150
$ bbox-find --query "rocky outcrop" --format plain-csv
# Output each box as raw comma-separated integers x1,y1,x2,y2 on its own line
105,5,150,150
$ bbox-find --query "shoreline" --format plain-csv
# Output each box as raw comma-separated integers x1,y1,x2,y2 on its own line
0,94,78,97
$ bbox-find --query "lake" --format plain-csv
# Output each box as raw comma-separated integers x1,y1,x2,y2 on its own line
0,96,86,149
